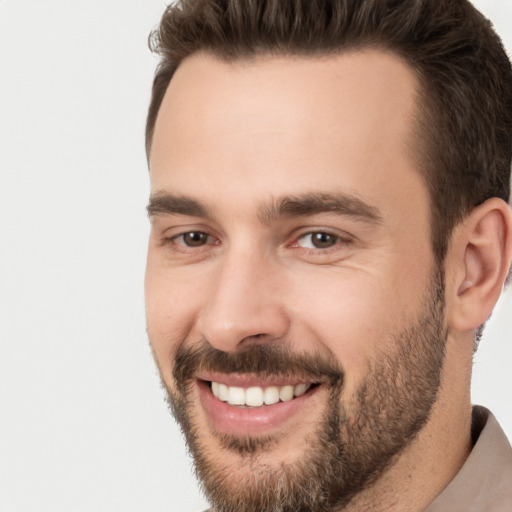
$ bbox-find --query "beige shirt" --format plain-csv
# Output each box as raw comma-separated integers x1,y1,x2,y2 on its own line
203,406,511,511
426,406,512,511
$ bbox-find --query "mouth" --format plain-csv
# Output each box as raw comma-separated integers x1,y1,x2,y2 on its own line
196,373,322,435
210,381,314,407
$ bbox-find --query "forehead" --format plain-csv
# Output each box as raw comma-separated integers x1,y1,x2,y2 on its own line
149,50,426,220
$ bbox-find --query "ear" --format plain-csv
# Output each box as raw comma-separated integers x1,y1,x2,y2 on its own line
446,198,512,332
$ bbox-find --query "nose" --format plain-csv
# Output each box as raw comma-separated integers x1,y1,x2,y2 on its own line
196,248,290,353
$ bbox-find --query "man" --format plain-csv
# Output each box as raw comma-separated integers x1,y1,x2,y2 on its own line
144,0,512,510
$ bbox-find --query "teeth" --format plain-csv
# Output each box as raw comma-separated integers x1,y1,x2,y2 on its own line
264,386,280,405
246,387,264,407
217,383,229,401
211,381,312,407
294,383,308,397
279,385,294,402
228,386,245,405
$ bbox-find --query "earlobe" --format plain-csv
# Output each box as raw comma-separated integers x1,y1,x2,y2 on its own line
448,198,512,332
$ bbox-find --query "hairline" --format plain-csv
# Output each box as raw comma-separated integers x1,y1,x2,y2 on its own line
146,42,415,157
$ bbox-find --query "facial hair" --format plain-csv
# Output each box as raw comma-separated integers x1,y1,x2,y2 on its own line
161,269,447,512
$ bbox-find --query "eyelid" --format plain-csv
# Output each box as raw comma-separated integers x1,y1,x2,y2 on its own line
174,231,212,245
291,227,352,244
287,228,355,258
158,220,216,237
158,225,220,249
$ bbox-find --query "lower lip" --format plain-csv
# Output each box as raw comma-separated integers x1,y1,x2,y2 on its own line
197,380,321,436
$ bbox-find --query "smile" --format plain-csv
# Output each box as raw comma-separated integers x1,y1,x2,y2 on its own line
210,381,311,407
196,375,322,435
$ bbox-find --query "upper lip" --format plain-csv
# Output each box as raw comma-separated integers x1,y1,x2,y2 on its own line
197,371,318,388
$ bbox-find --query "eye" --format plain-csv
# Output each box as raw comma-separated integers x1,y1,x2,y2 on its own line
173,231,213,247
296,231,341,249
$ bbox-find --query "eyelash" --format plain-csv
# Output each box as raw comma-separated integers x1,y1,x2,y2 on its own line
163,229,351,254
164,231,218,250
293,230,350,251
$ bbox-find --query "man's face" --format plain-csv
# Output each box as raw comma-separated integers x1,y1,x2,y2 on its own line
146,51,447,510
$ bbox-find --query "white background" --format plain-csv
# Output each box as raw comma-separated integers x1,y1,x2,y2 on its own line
0,1,511,511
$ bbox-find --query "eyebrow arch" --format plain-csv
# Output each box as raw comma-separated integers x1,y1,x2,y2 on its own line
147,192,209,218
258,192,383,225
147,191,383,226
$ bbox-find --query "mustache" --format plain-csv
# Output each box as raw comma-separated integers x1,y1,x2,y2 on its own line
173,340,344,392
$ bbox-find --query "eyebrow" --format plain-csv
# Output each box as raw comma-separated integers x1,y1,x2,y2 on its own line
147,191,382,225
147,193,209,218
258,192,383,225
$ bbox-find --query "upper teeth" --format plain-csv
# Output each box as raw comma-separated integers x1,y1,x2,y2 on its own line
211,382,310,407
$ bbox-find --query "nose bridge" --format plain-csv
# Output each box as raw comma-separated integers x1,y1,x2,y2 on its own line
197,241,288,352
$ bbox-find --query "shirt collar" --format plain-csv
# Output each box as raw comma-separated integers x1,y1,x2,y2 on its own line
426,406,512,511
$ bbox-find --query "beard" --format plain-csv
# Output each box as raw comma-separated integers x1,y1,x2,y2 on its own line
160,268,447,512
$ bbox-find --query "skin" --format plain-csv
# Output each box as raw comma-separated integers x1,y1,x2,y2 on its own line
145,50,512,511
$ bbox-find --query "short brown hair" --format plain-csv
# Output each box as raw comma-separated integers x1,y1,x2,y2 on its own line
146,0,512,261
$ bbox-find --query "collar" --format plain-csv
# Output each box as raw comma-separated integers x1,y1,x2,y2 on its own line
426,405,512,512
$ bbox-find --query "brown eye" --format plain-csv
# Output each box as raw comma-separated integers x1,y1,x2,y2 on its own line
298,232,340,249
312,232,337,248
181,232,209,247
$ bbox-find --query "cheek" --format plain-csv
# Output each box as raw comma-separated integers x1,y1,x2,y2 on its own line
144,259,205,372
287,268,423,388
295,281,385,354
